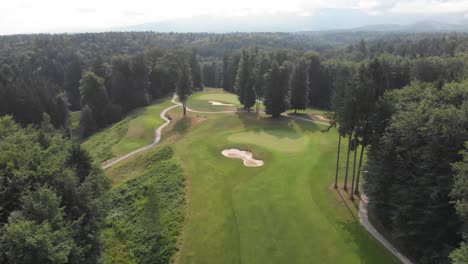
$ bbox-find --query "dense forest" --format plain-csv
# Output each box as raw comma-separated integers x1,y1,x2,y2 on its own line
1,31,468,263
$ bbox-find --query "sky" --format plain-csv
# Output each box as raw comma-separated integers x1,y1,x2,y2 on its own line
1,0,468,34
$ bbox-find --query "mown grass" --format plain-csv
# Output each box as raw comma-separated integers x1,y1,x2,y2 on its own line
96,88,396,264
81,98,172,164
187,88,240,111
168,102,399,263
101,146,185,264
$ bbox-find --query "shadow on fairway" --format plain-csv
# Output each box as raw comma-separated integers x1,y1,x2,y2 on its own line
234,112,322,140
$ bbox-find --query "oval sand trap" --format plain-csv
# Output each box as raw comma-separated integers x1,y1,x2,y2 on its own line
222,149,264,167
209,101,235,106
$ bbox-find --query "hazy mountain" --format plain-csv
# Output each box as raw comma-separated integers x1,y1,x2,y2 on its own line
112,11,468,33
350,20,468,32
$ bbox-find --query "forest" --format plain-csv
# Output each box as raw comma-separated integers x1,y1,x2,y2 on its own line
0,31,467,264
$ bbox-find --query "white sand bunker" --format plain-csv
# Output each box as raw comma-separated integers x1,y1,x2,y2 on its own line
222,149,264,167
209,101,235,106
312,114,328,120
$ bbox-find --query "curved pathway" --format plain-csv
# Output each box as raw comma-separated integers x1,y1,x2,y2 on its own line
359,194,414,264
100,94,410,264
101,103,180,169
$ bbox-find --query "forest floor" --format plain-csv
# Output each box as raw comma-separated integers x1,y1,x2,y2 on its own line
84,88,401,264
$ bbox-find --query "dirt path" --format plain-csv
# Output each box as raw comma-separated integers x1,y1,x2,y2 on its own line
359,194,414,264
100,94,411,263
102,95,331,169
101,103,180,169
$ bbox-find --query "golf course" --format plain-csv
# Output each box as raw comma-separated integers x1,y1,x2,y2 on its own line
85,88,400,264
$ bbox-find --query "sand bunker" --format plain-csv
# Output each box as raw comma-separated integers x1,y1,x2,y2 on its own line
209,101,235,106
222,149,264,167
312,114,328,120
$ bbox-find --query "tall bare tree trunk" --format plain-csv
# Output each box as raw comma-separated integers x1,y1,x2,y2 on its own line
350,143,358,200
355,143,365,195
344,131,353,191
334,135,342,188
182,101,186,116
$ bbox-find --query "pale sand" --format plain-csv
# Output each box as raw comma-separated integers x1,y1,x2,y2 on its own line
312,114,328,120
221,149,264,167
209,101,235,106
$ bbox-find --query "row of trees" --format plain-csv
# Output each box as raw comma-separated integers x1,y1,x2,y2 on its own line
228,48,331,116
330,55,468,263
78,48,202,138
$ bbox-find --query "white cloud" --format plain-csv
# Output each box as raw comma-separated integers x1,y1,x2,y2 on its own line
390,0,468,15
0,0,467,34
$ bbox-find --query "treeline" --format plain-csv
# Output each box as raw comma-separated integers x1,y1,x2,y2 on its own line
222,48,331,112
0,115,109,263
329,58,468,263
221,47,467,116
78,48,202,137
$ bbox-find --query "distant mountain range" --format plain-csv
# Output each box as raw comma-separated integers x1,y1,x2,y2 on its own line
113,16,468,33
348,20,468,32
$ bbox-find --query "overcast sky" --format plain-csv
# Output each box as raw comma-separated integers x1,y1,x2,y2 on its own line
2,0,468,34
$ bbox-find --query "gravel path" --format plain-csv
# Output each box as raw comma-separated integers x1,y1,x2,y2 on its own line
359,194,414,264
99,94,411,263
101,103,180,169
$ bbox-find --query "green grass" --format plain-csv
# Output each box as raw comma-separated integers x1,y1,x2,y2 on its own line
101,146,185,264
168,107,399,264
81,98,173,164
228,129,309,152
96,89,398,264
187,88,240,111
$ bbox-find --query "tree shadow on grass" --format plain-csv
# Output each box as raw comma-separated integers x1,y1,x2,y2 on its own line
330,188,397,264
233,112,323,140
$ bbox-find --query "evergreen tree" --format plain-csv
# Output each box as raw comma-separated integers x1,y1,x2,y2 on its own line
79,71,109,126
0,116,109,263
235,50,256,111
190,48,203,91
63,54,82,111
290,58,309,113
450,143,468,264
264,61,291,118
176,63,194,116
79,105,97,138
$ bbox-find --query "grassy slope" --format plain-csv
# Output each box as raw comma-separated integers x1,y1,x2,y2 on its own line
90,88,397,264
171,89,398,264
101,146,185,264
187,88,240,112
82,98,172,164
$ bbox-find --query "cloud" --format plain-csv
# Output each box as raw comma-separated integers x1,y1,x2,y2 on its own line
1,0,468,34
390,0,468,15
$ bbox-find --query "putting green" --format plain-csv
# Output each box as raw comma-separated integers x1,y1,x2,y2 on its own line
90,89,399,264
187,88,240,111
228,129,309,152
170,107,399,264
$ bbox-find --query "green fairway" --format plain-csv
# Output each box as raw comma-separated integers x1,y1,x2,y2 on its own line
167,94,398,263
187,88,240,111
90,89,399,264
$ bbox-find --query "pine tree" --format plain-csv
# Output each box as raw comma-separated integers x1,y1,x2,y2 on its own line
290,58,309,113
190,48,203,90
235,50,255,111
176,62,194,116
79,105,97,138
264,61,291,118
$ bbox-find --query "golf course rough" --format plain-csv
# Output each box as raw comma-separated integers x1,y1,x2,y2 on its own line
93,89,400,264
170,89,400,264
